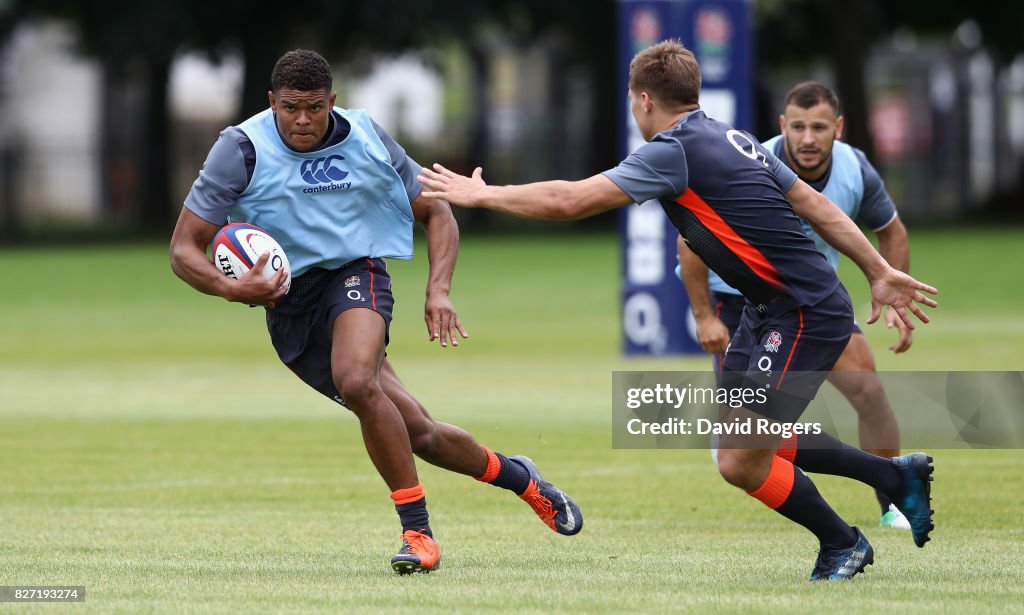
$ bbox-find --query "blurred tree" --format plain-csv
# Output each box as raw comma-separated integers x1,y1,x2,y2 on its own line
0,0,24,239
183,0,300,123
200,1,501,123
755,0,882,159
880,1,1024,61
501,0,620,181
14,0,556,231
14,0,1022,234
18,0,196,231
756,0,1024,163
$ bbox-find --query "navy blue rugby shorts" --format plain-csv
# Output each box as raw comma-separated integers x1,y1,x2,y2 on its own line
719,285,854,423
265,258,394,402
712,290,862,380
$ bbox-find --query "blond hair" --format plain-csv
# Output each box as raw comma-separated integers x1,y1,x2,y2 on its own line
628,39,701,110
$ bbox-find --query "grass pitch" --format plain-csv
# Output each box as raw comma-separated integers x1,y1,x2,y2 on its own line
1,227,1023,613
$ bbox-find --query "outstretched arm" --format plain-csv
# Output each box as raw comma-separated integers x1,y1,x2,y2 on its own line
786,179,937,328
677,236,730,354
418,165,634,221
410,192,469,348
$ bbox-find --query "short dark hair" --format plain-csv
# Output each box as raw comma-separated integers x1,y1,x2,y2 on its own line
271,49,333,93
784,81,840,116
628,39,701,110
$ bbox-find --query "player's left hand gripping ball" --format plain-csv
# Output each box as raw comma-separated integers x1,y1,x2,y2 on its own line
211,223,292,294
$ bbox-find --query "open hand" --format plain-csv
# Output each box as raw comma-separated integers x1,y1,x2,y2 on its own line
868,267,937,330
418,164,486,207
425,291,469,348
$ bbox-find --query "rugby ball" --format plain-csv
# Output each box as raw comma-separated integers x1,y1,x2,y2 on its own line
211,223,291,293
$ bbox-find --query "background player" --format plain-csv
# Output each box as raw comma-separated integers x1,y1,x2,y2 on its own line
419,40,937,581
169,49,582,575
677,81,912,530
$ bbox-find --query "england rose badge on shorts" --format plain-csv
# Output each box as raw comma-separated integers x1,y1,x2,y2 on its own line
764,331,782,353
344,275,360,288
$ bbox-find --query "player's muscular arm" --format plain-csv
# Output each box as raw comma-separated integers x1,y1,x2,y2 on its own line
411,193,468,347
411,193,458,297
169,208,284,306
418,165,634,221
875,217,909,273
875,216,914,352
677,236,730,354
787,179,936,328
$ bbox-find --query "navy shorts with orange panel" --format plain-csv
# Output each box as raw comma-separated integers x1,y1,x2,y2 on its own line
720,285,854,423
265,257,394,403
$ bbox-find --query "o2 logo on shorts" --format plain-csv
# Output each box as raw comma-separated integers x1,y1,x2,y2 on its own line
758,355,773,378
347,289,365,302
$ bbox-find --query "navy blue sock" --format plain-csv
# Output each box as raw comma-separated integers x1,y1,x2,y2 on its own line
876,490,894,515
778,468,858,548
792,432,901,498
751,455,856,549
391,484,431,537
477,448,531,495
395,499,431,537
